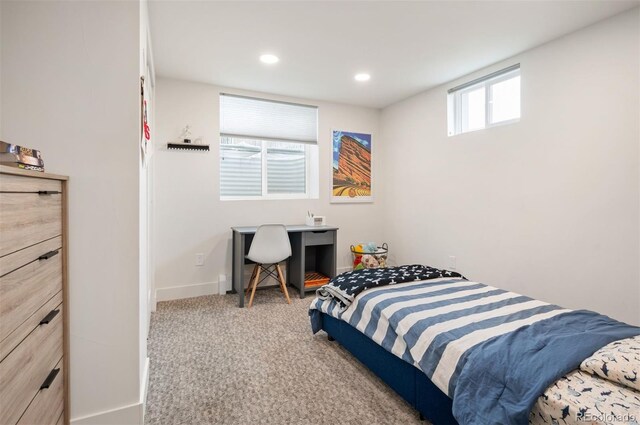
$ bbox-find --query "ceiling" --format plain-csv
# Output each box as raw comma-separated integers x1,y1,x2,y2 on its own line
148,1,638,108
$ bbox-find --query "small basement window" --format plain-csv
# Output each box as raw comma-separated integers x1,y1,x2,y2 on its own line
448,64,520,136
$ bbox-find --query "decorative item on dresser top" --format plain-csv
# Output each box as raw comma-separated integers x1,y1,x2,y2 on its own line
0,141,46,173
0,165,68,425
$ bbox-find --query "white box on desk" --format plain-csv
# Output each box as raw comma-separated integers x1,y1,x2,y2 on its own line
306,216,326,226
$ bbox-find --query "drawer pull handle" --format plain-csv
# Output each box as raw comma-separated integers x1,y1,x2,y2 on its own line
39,250,60,261
39,309,60,325
40,368,60,390
38,190,60,195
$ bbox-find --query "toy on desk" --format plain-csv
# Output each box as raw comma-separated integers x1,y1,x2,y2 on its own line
305,211,326,226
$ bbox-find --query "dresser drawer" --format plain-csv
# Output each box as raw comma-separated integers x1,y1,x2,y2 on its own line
0,245,62,347
0,291,62,362
305,230,334,246
0,174,61,194
0,191,62,257
0,236,62,277
0,303,63,425
17,359,64,425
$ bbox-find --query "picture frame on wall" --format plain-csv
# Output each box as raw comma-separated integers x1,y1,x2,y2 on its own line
331,130,373,203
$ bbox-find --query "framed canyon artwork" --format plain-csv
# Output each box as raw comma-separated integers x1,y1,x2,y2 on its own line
331,130,372,203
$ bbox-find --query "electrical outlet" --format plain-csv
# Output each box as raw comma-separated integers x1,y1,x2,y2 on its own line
448,255,457,271
195,253,204,266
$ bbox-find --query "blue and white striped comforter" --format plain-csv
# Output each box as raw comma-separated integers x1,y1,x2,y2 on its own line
309,276,640,424
311,277,568,395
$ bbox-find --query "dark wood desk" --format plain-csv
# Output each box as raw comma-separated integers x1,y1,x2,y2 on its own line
231,225,339,307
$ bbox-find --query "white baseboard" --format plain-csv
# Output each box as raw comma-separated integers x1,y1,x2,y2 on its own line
155,281,219,302
71,357,150,425
71,402,143,425
155,268,353,303
141,357,150,422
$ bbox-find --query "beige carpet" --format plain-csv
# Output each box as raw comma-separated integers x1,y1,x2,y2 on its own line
145,288,425,425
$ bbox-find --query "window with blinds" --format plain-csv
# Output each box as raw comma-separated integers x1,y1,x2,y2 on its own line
447,64,521,136
220,94,318,199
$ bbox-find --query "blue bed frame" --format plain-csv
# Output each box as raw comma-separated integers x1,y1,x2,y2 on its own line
320,313,458,425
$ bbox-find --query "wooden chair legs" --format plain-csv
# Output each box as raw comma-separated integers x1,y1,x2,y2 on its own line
245,264,258,297
276,264,291,304
248,265,261,308
246,262,291,307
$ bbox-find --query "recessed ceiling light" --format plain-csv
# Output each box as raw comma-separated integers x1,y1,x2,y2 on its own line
354,73,371,82
260,54,279,64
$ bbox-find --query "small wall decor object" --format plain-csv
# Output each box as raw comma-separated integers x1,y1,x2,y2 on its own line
167,143,210,151
331,130,372,203
167,125,210,151
179,125,192,143
140,75,151,168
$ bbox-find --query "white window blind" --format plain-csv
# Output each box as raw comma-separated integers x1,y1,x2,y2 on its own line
220,94,318,144
266,142,306,194
219,95,318,199
220,138,262,197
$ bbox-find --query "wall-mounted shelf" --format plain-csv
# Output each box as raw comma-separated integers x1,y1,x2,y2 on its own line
167,143,210,152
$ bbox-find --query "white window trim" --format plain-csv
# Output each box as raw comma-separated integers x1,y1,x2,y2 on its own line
220,142,313,201
448,65,521,137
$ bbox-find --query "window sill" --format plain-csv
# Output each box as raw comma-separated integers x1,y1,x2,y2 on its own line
448,118,520,137
220,194,316,201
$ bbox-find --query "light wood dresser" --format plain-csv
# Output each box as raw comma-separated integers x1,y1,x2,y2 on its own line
0,165,68,425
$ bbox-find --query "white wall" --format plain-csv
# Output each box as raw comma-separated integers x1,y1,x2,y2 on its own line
380,9,640,326
1,1,144,423
153,78,384,300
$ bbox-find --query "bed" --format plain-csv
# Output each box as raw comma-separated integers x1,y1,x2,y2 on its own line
309,265,640,425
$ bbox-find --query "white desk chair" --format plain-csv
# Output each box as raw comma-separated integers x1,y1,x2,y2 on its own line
245,224,292,308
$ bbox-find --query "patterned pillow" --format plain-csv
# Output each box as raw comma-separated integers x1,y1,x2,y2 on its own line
580,335,640,391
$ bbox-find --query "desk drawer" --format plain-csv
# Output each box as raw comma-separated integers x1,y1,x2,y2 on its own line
0,192,62,257
305,230,334,246
17,359,64,425
0,303,63,425
0,244,62,347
